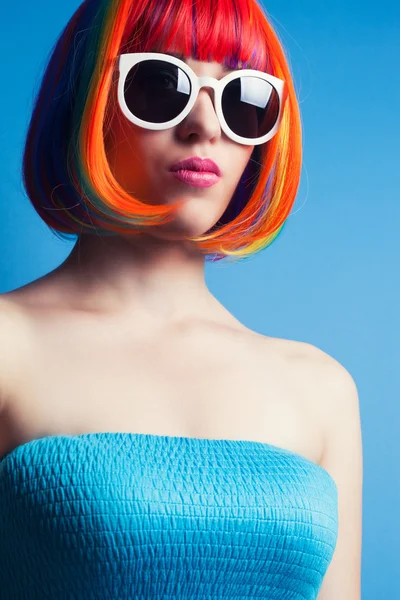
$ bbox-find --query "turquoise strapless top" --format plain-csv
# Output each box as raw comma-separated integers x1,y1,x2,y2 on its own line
0,432,338,599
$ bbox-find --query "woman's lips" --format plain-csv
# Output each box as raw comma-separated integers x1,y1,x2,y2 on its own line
170,169,221,188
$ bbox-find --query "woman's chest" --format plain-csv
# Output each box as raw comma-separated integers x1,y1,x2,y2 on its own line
5,321,325,463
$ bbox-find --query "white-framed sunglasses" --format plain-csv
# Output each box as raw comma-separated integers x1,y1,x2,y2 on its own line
117,52,286,146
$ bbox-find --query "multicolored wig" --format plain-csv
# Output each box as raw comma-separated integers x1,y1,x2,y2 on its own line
22,0,302,263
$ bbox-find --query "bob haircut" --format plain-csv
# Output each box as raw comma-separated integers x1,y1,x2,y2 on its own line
22,0,302,263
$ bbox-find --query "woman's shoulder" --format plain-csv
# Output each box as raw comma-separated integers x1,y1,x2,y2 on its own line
0,291,31,344
241,329,347,421
0,294,34,446
0,294,32,407
280,338,356,445
0,292,46,457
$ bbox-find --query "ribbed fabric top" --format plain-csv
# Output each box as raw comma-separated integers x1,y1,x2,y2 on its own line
0,432,338,599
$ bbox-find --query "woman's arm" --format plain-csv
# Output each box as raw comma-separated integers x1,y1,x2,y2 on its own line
317,358,363,600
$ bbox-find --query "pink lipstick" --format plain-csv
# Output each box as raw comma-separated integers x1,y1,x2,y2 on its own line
169,156,221,188
171,170,220,187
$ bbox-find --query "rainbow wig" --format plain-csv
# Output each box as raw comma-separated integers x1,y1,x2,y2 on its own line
22,0,302,263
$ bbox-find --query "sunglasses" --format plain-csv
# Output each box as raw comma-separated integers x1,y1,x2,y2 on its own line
117,52,286,146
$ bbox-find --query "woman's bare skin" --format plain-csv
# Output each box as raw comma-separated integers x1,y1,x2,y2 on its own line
0,262,326,470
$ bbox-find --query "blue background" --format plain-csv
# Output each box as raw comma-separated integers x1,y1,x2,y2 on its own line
0,1,399,596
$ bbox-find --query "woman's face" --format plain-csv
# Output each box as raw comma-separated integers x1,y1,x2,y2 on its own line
105,55,255,240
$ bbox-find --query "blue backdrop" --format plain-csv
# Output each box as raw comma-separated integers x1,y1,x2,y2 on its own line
1,1,399,596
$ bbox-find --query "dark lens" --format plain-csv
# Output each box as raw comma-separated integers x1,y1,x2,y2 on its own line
222,76,280,139
123,59,191,123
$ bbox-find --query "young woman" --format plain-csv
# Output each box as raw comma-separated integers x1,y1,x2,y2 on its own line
0,0,362,598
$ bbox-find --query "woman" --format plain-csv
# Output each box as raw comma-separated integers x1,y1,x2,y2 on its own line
0,0,363,598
